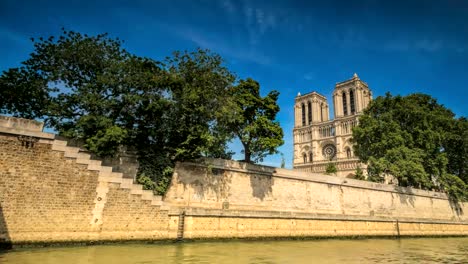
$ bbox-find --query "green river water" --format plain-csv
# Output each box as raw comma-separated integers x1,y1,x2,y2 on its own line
1,237,467,263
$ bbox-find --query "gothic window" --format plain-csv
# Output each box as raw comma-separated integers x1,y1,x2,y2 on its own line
346,148,352,158
342,92,348,116
303,153,307,163
301,103,306,126
309,152,313,162
350,89,356,114
307,101,312,124
320,103,323,121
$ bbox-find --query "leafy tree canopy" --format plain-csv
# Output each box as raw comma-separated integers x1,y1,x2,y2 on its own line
225,78,284,163
0,30,284,193
353,93,467,201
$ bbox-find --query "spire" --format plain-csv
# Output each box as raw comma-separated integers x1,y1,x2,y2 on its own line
353,73,359,78
297,92,301,97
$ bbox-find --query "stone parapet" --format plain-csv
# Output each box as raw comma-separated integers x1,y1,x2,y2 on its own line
0,116,54,139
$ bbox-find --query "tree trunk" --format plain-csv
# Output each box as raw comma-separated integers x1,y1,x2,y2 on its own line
241,140,251,163
244,148,251,163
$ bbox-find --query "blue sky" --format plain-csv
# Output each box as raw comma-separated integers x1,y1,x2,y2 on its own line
1,0,467,168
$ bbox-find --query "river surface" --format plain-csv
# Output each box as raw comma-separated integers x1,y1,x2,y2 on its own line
1,237,467,263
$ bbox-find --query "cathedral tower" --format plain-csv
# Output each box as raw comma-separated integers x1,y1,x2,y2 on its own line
293,74,372,178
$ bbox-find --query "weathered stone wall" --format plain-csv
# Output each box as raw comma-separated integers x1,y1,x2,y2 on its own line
0,134,99,243
0,118,173,246
0,116,467,246
165,159,468,238
166,159,467,222
183,215,468,239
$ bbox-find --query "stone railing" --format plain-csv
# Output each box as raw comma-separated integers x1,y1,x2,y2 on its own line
295,158,361,173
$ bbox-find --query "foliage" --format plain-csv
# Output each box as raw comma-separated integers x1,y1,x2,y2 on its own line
353,93,468,200
325,163,337,175
225,78,284,163
444,117,468,184
0,68,52,118
438,173,468,202
162,49,236,161
0,30,243,194
354,166,365,180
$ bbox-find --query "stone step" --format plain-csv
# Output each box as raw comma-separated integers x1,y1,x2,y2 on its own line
88,164,105,171
99,166,113,173
76,152,91,160
130,186,143,195
53,140,68,146
120,178,133,189
76,159,102,166
64,151,80,158
99,171,123,178
51,144,70,152
132,184,142,190
99,171,123,183
141,190,154,200
64,147,80,154
98,175,123,183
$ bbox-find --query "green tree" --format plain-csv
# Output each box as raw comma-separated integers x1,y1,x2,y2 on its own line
445,117,468,184
163,49,235,161
226,78,284,163
0,68,52,119
353,93,467,201
325,163,337,175
355,166,365,180
0,30,236,194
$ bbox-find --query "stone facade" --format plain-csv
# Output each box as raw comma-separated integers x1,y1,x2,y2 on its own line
0,116,467,247
293,73,373,177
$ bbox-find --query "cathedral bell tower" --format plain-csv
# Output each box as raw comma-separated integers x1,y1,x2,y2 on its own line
332,73,372,118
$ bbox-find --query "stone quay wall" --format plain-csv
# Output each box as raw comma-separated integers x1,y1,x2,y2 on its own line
0,117,176,246
166,160,467,239
0,116,467,246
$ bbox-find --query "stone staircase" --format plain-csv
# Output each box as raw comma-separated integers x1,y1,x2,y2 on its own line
50,139,166,207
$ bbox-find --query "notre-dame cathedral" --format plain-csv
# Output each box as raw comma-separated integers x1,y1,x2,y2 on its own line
293,73,372,178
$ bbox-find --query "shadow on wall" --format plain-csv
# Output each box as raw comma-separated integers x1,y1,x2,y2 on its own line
449,199,464,218
0,203,12,250
249,171,274,201
395,186,416,208
176,164,233,203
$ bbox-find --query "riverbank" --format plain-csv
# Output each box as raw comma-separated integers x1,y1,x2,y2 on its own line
2,237,468,263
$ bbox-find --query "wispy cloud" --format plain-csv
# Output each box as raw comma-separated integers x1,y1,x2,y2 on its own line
383,38,457,53
242,2,278,45
111,4,274,66
175,27,273,66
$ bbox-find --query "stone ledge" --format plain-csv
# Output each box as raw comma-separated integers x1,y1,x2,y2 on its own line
0,126,55,139
0,115,44,131
170,207,468,225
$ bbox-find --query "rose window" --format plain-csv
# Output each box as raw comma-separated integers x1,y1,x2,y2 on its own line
322,144,336,159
